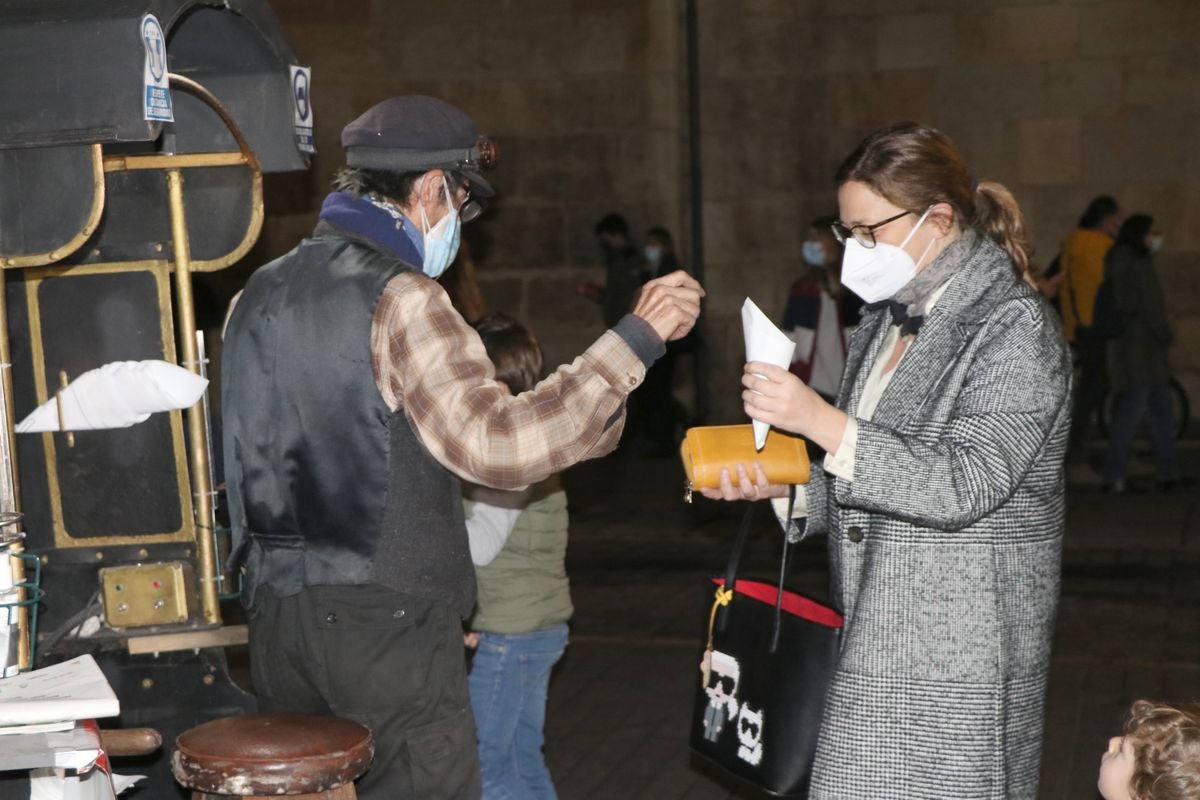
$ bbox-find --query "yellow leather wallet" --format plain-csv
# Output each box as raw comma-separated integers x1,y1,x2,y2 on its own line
679,424,810,501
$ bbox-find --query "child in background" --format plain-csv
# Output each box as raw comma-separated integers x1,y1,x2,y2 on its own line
463,314,572,800
1098,700,1200,800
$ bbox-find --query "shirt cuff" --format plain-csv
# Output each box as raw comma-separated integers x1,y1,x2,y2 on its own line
612,314,667,367
771,489,808,526
822,417,858,481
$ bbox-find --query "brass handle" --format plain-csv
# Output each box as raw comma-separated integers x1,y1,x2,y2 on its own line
55,370,74,448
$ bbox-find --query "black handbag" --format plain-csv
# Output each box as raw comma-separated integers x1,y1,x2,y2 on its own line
689,495,843,797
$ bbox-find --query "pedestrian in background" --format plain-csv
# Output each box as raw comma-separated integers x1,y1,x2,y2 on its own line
1061,195,1121,460
782,215,863,402
1100,214,1182,493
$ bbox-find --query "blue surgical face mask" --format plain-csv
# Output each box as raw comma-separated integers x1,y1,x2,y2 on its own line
801,240,826,267
418,177,462,280
644,245,662,265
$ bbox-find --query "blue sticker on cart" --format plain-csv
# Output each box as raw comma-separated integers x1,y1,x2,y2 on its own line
141,15,173,122
290,65,315,154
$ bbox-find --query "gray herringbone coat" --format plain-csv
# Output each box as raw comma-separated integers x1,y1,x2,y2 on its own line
802,237,1071,800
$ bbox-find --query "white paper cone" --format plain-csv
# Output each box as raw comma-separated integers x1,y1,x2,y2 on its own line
16,361,207,433
742,298,797,450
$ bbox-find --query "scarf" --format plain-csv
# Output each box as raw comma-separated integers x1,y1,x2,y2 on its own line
866,229,980,335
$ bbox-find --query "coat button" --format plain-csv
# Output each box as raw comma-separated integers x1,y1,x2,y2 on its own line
325,612,337,624
846,525,864,543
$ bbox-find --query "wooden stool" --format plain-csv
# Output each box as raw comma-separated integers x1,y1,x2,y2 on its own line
171,714,374,799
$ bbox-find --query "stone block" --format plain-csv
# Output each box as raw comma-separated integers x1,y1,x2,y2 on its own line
477,277,527,320
1018,117,1082,185
952,119,1020,189
1078,114,1124,187
473,79,567,135
524,134,618,205
703,75,824,136
712,12,819,76
479,204,567,269
1121,52,1200,109
935,62,1046,130
560,75,652,132
1078,1,1191,58
611,131,683,204
1041,59,1124,117
1113,109,1193,184
814,16,879,75
524,276,609,367
953,6,1079,64
829,68,938,130
700,130,807,203
877,13,954,70
274,0,371,28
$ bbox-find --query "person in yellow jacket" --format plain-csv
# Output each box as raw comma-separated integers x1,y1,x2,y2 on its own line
1061,195,1120,459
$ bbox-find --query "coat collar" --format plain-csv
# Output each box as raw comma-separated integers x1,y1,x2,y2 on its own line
840,235,1031,424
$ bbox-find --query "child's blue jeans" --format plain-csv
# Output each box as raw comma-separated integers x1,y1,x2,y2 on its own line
468,624,569,800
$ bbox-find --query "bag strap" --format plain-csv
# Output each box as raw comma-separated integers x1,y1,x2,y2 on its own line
715,486,800,653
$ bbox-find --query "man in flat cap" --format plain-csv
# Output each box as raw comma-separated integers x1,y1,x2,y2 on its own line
221,96,703,799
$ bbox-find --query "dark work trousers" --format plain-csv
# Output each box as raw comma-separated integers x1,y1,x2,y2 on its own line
1068,329,1108,460
247,584,481,800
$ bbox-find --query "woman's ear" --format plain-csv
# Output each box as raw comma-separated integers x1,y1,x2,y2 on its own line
930,202,956,238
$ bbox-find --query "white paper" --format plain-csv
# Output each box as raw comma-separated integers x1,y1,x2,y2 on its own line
741,298,797,449
16,361,207,434
0,725,101,773
0,655,119,727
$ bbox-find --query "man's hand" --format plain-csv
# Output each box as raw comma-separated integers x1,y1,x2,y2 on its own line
631,270,705,342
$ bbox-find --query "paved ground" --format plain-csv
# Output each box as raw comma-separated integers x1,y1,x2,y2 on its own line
542,435,1200,799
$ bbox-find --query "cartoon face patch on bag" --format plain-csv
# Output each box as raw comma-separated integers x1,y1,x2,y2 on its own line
700,649,764,765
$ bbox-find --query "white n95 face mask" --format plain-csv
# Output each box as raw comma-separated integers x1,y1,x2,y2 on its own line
841,207,934,303
418,177,462,280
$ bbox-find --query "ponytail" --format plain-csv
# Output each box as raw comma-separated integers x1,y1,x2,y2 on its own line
973,181,1033,285
837,123,1035,285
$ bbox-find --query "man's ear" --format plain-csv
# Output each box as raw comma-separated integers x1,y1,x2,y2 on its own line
416,169,446,207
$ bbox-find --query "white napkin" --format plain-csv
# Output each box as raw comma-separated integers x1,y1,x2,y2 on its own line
741,298,796,450
15,361,207,434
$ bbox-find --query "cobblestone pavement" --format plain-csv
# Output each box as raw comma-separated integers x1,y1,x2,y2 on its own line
545,439,1200,799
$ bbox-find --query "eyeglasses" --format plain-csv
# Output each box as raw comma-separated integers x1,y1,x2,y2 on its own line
830,210,912,249
457,187,484,224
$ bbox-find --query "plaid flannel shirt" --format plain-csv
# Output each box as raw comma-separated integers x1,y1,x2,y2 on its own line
371,272,647,490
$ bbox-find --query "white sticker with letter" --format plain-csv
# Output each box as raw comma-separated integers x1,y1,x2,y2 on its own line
141,15,173,122
290,65,315,154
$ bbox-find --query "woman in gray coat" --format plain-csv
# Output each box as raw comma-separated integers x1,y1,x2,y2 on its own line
704,123,1071,799
1100,213,1180,492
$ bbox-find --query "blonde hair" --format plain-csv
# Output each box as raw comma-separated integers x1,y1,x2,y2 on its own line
835,122,1032,281
1124,700,1200,800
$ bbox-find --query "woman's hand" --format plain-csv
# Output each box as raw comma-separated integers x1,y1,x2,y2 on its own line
698,461,789,502
742,361,849,453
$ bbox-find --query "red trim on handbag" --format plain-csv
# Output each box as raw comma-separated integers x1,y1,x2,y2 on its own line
713,577,843,629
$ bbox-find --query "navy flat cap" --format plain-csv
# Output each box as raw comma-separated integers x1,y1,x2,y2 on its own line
342,96,494,197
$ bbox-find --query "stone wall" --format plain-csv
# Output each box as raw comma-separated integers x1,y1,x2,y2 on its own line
257,0,1200,422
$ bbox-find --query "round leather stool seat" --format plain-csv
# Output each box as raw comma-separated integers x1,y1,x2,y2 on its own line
172,714,374,798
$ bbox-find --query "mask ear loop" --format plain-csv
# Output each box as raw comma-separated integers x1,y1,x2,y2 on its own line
899,205,937,272
417,175,435,235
